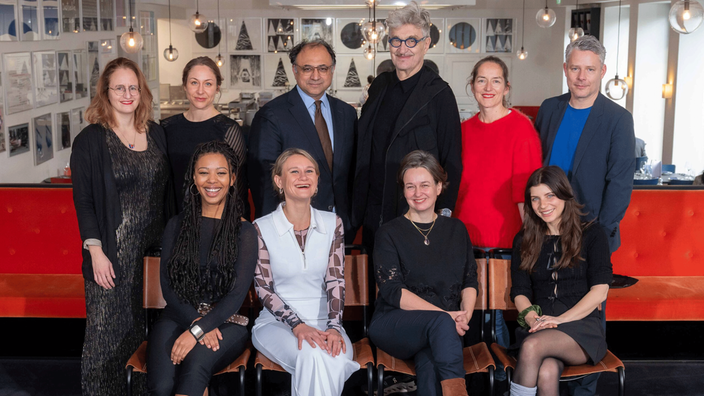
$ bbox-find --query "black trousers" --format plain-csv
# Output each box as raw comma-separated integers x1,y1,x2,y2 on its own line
146,315,249,396
369,309,466,396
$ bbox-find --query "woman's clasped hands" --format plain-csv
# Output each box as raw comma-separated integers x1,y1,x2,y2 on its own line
448,310,470,336
528,314,562,333
292,323,347,357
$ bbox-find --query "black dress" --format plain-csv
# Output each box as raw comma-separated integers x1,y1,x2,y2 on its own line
81,129,168,396
510,224,613,364
161,113,248,216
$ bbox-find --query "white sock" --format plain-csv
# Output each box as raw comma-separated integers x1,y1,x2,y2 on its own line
510,381,537,396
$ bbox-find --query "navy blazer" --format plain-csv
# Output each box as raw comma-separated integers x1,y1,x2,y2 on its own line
248,87,357,241
535,92,635,253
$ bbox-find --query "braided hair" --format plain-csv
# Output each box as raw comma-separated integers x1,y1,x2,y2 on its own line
168,141,244,307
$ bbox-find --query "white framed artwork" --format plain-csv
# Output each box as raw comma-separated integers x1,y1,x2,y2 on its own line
266,18,296,53
57,51,73,102
228,17,262,53
8,123,30,157
3,52,34,114
56,111,71,150
33,113,54,166
263,54,293,90
335,55,372,91
230,54,261,89
335,18,365,54
446,18,481,54
301,17,334,44
33,51,59,108
482,18,515,53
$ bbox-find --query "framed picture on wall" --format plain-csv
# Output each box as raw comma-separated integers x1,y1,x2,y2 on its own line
263,54,292,90
301,18,334,44
43,0,60,39
33,113,54,166
266,18,296,52
33,51,59,107
61,0,81,33
230,54,261,89
8,123,30,157
57,51,73,102
73,49,88,99
82,0,98,31
427,18,444,53
116,0,127,27
335,18,365,54
71,107,86,136
483,18,514,53
446,18,481,54
87,41,100,99
20,0,41,41
3,52,34,114
0,2,18,41
335,55,370,91
56,111,71,150
227,17,262,53
99,0,114,31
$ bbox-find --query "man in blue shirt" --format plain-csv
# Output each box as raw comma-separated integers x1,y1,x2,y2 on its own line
534,35,635,396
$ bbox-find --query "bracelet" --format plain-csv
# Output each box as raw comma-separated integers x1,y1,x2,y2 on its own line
189,324,205,342
517,305,542,328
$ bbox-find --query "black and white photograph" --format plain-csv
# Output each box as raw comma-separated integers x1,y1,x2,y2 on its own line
335,18,365,54
227,17,262,53
447,18,481,53
82,0,98,31
71,107,86,135
33,51,59,107
3,52,34,114
195,20,223,50
99,0,114,31
335,56,370,91
87,41,100,99
301,18,334,43
43,0,60,40
0,2,18,41
483,18,514,53
20,2,40,41
73,49,88,99
263,54,292,90
56,111,71,150
33,113,54,166
61,0,81,33
8,123,30,157
266,18,295,52
230,54,261,89
58,51,73,102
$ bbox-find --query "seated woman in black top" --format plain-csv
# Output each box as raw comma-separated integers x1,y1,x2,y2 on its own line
509,166,612,396
147,141,257,396
161,56,248,216
369,150,478,396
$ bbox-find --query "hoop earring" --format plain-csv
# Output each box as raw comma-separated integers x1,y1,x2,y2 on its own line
189,184,199,196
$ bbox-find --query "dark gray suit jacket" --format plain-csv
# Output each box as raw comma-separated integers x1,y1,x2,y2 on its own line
535,92,635,253
248,87,357,241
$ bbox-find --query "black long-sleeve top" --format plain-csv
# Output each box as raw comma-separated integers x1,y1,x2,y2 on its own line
372,215,478,318
160,214,258,333
510,224,612,317
161,113,249,218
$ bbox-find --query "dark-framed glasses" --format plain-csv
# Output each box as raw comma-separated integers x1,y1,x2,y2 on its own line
294,64,333,76
108,85,141,96
388,36,427,48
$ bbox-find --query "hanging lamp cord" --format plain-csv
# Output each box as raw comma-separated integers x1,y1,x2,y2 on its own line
522,0,526,47
168,0,172,44
616,0,622,75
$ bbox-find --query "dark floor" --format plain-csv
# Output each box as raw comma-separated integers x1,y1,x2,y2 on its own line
1,319,703,396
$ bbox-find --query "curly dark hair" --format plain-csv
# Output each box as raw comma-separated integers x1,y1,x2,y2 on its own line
168,141,243,307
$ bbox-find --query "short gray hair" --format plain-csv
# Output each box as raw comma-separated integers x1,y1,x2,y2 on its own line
565,35,606,65
386,1,431,38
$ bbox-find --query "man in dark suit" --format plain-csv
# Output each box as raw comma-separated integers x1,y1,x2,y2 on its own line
535,35,635,396
248,40,357,240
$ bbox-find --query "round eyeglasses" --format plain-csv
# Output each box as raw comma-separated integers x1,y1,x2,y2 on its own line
388,36,427,48
108,85,141,96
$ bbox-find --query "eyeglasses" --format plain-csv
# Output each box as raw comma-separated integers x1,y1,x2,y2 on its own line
388,36,427,48
108,85,141,96
294,64,333,76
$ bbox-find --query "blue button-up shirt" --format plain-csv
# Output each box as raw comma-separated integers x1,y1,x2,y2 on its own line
296,85,334,152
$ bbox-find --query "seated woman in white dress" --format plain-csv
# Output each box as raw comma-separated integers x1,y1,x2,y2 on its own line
251,148,359,396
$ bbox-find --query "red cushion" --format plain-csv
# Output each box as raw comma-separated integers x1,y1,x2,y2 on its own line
0,274,86,318
607,276,704,321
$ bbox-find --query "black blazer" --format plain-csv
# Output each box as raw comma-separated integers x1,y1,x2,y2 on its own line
247,87,357,241
535,92,635,253
70,122,173,283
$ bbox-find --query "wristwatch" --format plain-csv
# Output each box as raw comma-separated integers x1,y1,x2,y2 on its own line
189,324,205,342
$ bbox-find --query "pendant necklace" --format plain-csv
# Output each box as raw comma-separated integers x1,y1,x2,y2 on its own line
115,127,137,149
406,213,436,246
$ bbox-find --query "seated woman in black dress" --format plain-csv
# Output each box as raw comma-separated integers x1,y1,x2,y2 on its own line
161,56,248,216
369,150,478,396
509,166,612,396
147,141,257,396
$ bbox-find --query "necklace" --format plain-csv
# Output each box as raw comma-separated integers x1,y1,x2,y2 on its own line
406,213,436,246
114,127,137,149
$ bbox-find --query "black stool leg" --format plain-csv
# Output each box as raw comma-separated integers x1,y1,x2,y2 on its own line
125,367,133,396
256,364,263,396
489,366,495,396
618,367,625,396
377,366,385,396
239,369,246,396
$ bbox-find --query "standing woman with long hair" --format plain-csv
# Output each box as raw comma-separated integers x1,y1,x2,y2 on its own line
509,166,612,396
161,57,248,216
71,57,172,395
147,141,257,396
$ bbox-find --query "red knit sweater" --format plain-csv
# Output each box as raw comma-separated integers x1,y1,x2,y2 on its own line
454,110,543,248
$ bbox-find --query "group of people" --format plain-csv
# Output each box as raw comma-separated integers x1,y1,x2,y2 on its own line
70,1,636,395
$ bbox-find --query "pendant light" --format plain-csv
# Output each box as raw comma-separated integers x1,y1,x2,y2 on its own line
119,0,143,54
364,44,376,60
536,0,557,28
669,0,704,34
517,0,528,60
568,0,584,41
362,0,385,45
605,0,628,100
163,0,179,62
189,0,208,33
214,0,224,67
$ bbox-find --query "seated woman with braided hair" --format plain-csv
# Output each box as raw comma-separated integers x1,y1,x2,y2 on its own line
147,141,258,396
509,166,612,396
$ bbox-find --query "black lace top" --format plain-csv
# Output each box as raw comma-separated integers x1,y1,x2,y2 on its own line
372,215,478,317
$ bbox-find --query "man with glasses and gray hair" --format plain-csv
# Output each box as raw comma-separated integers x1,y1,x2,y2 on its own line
352,1,462,254
248,40,358,241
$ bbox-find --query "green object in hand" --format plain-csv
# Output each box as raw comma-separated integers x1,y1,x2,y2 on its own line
517,305,542,328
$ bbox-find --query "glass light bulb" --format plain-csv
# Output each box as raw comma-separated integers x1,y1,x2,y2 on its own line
362,21,386,45
120,29,143,54
163,45,179,62
536,7,557,28
363,45,376,60
517,47,528,60
568,27,584,41
189,12,208,33
128,37,135,46
605,75,629,100
215,54,224,67
669,0,703,33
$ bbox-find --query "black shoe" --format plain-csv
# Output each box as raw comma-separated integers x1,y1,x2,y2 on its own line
363,374,417,395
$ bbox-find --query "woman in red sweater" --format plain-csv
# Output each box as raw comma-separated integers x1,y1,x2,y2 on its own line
454,56,542,383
